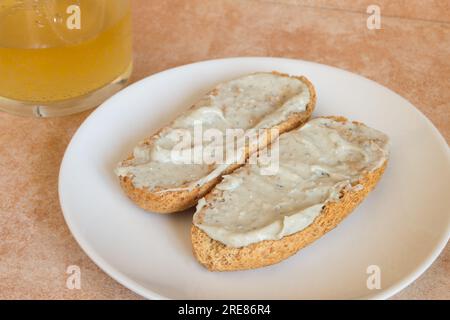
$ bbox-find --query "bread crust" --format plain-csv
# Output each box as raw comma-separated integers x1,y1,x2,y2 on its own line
119,73,316,213
191,118,388,271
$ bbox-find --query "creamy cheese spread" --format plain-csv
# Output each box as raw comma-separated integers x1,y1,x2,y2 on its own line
115,73,311,190
193,118,389,248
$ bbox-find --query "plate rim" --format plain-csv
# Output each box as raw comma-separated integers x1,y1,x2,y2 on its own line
59,56,450,300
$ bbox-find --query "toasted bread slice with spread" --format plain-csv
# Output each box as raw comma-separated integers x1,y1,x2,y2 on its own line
115,72,316,213
192,117,389,271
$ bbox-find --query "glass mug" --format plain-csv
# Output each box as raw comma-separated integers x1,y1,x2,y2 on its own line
0,0,132,117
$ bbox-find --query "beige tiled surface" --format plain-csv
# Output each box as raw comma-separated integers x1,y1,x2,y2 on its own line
0,0,448,299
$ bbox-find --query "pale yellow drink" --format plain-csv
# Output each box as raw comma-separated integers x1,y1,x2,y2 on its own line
0,0,132,116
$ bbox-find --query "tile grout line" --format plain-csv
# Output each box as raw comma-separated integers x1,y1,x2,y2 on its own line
255,0,450,26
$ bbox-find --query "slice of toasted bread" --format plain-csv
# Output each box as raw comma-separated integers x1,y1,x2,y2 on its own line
116,72,316,213
191,117,389,271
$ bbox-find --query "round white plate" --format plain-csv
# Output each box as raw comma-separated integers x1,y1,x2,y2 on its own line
59,57,450,299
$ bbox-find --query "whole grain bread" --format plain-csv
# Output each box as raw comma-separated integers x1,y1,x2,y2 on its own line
191,117,388,271
118,72,316,213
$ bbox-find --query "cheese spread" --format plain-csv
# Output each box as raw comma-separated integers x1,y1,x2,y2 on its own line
193,118,389,247
115,73,311,190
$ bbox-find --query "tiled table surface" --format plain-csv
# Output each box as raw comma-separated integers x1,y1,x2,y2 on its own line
0,0,448,299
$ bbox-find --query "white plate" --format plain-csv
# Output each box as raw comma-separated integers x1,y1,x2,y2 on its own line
59,57,450,299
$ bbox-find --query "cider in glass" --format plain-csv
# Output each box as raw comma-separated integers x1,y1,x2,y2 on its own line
0,0,132,117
